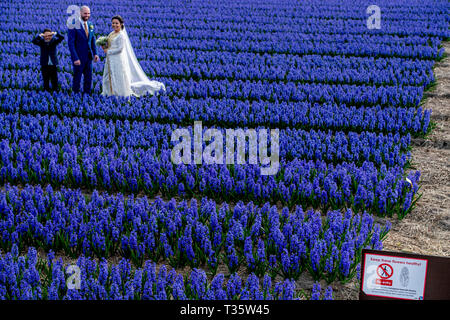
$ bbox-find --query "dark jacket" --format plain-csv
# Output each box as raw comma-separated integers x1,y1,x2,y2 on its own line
32,33,64,66
67,21,98,63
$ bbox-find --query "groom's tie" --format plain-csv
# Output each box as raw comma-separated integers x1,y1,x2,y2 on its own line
84,22,89,37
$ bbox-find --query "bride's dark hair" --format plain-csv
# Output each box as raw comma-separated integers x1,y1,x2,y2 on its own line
111,15,125,29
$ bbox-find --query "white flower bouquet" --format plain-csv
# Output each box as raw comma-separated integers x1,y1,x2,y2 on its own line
96,36,109,48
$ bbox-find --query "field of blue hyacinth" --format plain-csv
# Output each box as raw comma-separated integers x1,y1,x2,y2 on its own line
0,0,449,300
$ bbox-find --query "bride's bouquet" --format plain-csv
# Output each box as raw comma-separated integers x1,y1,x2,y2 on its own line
96,36,109,48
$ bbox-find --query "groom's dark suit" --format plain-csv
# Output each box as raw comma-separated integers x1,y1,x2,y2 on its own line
68,19,97,94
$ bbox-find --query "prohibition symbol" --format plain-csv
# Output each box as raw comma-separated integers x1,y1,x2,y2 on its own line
377,263,393,279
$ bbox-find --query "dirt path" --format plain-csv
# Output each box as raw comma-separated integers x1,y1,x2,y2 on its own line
330,41,450,300
383,41,450,258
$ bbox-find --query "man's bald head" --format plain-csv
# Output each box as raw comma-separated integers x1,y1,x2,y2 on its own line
80,5,91,21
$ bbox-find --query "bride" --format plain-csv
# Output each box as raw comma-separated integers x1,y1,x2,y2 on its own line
101,15,165,97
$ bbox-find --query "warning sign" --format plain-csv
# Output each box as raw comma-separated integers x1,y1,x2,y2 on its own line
361,252,427,300
375,263,393,286
377,263,393,278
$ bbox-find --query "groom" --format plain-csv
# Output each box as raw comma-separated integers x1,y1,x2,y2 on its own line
68,5,99,94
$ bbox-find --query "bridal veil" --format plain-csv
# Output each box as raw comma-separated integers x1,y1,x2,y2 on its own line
122,27,166,97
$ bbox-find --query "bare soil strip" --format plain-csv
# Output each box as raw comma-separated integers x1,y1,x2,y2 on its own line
383,42,450,258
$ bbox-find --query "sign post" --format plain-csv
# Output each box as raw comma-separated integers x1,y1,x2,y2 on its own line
360,249,450,300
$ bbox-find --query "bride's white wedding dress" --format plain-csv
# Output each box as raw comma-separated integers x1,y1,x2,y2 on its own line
102,27,165,97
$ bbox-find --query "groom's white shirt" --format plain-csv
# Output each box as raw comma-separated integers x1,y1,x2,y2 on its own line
79,17,88,33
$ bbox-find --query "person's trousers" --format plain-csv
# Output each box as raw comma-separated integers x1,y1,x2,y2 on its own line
72,60,93,94
41,65,58,92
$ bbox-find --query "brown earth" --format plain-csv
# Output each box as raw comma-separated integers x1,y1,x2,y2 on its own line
383,41,450,258
331,41,450,300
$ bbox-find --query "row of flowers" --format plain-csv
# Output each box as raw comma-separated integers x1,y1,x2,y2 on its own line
0,89,432,136
0,244,333,300
0,70,425,108
8,21,447,60
0,113,412,168
136,36,446,60
134,27,445,46
8,0,450,39
0,139,420,217
0,183,390,282
3,49,437,87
